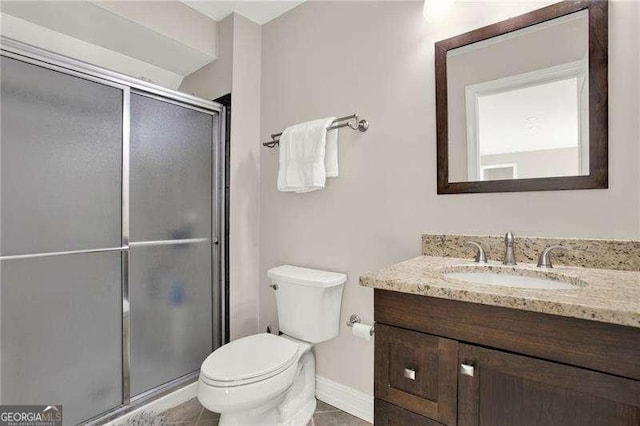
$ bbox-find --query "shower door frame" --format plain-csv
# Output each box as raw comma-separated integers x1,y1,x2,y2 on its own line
0,37,226,423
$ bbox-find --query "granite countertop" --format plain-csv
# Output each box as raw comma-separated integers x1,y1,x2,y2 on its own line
360,255,640,328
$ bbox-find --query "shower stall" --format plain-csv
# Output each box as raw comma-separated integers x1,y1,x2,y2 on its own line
0,38,225,424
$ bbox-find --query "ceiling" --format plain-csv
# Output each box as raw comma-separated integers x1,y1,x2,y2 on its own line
1,1,216,75
0,0,305,90
0,0,220,89
182,1,305,25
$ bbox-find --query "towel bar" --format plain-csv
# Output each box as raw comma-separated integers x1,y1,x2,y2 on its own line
262,113,369,148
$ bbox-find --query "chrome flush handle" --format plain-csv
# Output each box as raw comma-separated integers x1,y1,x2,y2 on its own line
464,241,487,264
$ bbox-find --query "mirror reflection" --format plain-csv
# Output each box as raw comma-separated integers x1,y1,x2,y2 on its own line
447,10,589,183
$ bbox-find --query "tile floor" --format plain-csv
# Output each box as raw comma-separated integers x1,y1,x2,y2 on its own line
159,397,372,426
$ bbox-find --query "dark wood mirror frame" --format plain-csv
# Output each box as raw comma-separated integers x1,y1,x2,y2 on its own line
436,0,608,194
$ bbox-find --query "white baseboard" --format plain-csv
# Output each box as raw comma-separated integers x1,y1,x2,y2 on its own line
105,376,373,425
104,382,197,425
315,375,374,424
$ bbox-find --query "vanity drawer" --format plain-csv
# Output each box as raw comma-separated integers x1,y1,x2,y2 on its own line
374,324,457,425
374,399,444,426
375,289,640,381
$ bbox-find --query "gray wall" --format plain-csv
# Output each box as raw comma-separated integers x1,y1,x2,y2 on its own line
180,15,233,100
227,14,262,340
180,13,262,340
259,0,640,395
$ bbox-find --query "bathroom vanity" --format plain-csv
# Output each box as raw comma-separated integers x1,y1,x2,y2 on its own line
361,235,640,426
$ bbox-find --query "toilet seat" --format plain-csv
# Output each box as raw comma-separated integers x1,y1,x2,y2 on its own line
200,333,300,387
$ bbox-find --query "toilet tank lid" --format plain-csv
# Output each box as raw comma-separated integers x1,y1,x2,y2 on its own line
267,265,347,288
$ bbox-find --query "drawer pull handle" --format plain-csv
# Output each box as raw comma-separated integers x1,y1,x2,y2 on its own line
460,363,474,377
403,368,416,380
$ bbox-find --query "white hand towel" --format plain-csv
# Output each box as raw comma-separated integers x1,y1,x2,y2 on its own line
277,117,337,193
324,122,339,178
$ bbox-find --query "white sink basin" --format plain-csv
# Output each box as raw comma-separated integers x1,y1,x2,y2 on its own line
444,271,578,290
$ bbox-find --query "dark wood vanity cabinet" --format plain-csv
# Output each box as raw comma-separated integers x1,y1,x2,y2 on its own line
375,324,458,424
457,344,640,426
374,290,640,426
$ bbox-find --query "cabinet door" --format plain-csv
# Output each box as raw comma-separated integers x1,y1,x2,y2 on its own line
458,344,640,426
375,324,457,425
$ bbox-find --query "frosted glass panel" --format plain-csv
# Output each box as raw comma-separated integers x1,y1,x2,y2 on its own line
130,94,213,242
0,56,122,256
1,253,122,425
129,243,212,395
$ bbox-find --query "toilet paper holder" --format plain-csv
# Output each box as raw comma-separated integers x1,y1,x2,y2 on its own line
346,314,375,336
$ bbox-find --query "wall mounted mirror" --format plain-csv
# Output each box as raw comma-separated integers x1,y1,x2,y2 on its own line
436,0,608,194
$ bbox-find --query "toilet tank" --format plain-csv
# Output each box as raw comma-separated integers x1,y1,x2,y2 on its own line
267,265,346,343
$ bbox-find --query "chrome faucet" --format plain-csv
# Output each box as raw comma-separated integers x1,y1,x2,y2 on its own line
537,245,569,268
503,232,516,265
464,241,487,264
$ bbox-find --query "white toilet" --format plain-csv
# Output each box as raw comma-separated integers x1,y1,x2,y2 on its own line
197,265,347,426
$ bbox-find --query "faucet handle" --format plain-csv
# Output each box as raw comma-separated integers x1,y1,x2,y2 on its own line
503,231,517,266
537,245,569,268
464,241,487,264
504,231,515,245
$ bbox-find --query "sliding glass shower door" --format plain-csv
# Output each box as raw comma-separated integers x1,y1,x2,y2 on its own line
0,56,124,425
129,93,216,396
1,45,223,424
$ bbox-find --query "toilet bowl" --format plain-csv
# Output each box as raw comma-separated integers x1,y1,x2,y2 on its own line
197,265,347,426
198,333,316,425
